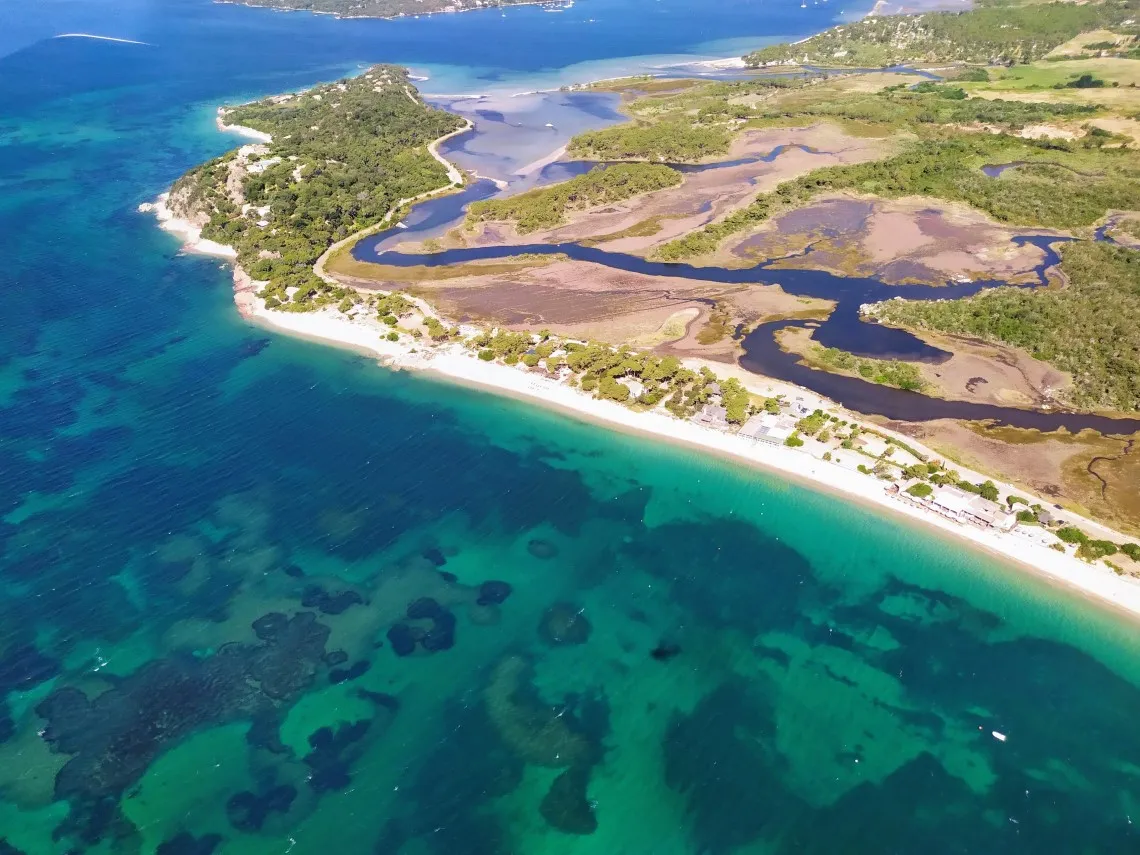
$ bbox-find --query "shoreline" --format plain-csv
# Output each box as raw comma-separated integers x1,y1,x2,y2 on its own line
235,301,1140,624
143,38,1140,627
214,0,564,22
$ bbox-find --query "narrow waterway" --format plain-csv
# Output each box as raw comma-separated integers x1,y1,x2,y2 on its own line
354,232,1140,433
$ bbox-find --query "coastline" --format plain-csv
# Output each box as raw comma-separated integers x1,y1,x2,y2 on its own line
214,0,563,21
143,52,1140,627
234,300,1140,623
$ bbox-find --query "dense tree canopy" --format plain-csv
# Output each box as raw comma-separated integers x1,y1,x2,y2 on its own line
171,65,463,310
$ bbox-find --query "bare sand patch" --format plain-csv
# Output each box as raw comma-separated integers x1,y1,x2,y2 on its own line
1091,116,1140,146
1046,30,1131,58
726,193,1059,284
444,124,890,260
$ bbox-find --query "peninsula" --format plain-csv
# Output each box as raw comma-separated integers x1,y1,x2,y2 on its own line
221,0,563,18
151,0,1140,619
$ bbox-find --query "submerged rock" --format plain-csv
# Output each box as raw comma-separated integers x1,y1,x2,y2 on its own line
538,603,591,646
406,597,444,620
226,784,296,832
421,611,456,652
477,580,512,606
527,539,559,560
650,642,682,662
421,547,447,567
304,719,371,793
539,766,597,835
156,832,222,855
387,624,417,657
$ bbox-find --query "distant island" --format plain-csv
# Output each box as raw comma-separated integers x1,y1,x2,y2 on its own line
150,0,1140,619
221,0,565,19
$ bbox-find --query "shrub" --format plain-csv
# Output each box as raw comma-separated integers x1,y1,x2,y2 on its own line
1121,543,1140,561
386,331,399,342
380,314,398,326
1016,509,1039,524
979,481,1000,502
478,349,495,361
785,433,805,448
1056,526,1088,544
906,483,933,498
1078,540,1118,561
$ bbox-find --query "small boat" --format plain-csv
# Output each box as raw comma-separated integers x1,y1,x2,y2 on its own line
992,731,1007,742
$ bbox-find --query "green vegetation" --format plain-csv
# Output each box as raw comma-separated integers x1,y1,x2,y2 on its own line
466,164,681,233
567,119,731,162
742,1,1138,67
658,133,1139,260
804,345,927,392
1062,73,1107,88
696,304,733,345
796,409,830,435
720,378,751,424
906,483,934,498
234,0,539,18
875,242,1140,411
170,66,462,312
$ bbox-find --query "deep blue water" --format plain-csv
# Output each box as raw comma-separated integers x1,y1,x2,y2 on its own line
4,2,1140,854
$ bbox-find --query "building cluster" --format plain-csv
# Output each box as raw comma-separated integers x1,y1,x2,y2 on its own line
895,483,1019,531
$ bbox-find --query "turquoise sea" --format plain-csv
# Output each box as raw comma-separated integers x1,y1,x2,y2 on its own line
2,0,1140,852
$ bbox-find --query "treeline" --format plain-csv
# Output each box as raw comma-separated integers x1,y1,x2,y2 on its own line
874,242,1140,411
466,164,681,233
173,65,463,311
807,346,927,392
567,119,731,163
743,0,1138,67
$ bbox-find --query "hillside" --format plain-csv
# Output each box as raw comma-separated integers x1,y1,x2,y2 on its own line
170,65,463,310
743,0,1140,67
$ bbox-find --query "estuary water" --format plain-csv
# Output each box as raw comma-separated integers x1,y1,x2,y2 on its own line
2,1,1140,853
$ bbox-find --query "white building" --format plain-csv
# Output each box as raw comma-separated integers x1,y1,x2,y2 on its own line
921,486,1018,531
739,414,796,445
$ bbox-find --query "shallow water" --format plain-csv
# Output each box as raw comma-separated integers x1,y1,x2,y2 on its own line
3,2,1140,853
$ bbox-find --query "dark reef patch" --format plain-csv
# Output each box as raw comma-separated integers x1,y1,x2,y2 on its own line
387,624,417,657
226,785,297,832
477,580,512,606
304,719,371,793
539,765,597,835
155,833,223,855
538,603,592,646
527,539,559,560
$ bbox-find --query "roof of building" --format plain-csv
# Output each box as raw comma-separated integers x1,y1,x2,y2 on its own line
739,414,795,441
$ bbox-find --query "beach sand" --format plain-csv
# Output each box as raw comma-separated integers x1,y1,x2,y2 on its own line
231,296,1140,624
144,98,1140,627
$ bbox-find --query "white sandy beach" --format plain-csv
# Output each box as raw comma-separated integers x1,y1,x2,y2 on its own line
143,70,1140,627
227,295,1140,624
139,194,238,258
216,109,273,143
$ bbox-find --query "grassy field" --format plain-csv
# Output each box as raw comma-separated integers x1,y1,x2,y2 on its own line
325,247,561,283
